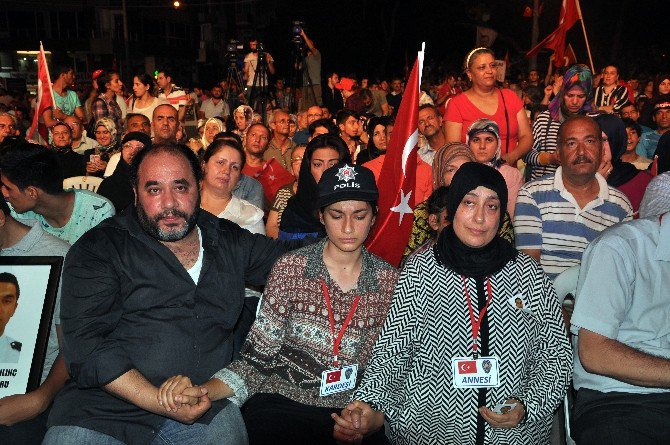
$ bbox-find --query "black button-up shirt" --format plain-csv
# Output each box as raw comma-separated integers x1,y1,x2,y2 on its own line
49,209,302,444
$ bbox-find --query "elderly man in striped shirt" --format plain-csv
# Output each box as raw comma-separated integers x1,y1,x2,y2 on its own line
514,115,633,281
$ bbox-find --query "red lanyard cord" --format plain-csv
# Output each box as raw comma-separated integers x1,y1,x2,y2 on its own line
321,279,361,368
460,276,494,356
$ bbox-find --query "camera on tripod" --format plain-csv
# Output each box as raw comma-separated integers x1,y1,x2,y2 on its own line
291,20,306,46
225,39,244,66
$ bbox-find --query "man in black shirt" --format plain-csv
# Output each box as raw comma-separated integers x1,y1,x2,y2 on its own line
44,143,305,445
322,72,344,117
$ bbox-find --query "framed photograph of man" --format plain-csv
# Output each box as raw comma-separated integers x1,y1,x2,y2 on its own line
0,256,62,397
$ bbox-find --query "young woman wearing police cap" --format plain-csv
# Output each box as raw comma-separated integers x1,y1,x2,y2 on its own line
158,163,397,445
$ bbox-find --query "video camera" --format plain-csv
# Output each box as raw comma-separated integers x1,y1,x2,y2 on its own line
291,20,305,47
225,39,244,67
226,39,244,54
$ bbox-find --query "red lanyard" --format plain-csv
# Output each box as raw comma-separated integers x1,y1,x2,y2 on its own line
321,279,361,368
460,276,494,358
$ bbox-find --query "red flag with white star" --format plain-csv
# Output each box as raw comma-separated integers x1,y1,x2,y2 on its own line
28,41,55,143
253,158,295,204
365,45,424,267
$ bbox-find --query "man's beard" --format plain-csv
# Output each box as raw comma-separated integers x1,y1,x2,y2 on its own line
136,199,200,242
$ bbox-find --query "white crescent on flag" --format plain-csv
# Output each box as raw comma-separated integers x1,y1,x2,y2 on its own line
401,129,419,176
37,78,43,103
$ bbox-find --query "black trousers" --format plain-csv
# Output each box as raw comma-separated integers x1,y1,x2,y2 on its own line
572,388,670,445
242,393,388,445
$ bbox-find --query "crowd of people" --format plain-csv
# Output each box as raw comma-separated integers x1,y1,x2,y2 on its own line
0,39,668,445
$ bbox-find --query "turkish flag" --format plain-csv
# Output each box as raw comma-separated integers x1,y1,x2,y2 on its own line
253,158,295,204
365,46,424,267
28,41,54,143
458,360,478,375
326,370,342,384
526,0,580,67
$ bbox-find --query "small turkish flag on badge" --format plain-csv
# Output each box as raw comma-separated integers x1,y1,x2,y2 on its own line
326,370,342,383
458,361,478,374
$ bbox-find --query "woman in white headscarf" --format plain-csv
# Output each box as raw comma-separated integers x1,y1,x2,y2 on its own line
232,105,254,144
200,117,226,150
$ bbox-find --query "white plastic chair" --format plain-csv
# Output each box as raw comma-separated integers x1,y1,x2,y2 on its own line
553,265,580,445
63,176,103,193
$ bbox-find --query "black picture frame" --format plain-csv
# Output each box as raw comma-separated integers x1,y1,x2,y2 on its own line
0,256,62,395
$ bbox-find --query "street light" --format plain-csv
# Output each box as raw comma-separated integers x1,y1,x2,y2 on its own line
173,1,181,8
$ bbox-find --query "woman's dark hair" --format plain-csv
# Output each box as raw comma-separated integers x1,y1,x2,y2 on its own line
653,73,670,95
97,70,118,94
463,47,495,71
303,134,351,167
280,134,352,234
308,118,339,137
134,73,155,90
427,186,450,217
212,131,243,146
202,139,246,169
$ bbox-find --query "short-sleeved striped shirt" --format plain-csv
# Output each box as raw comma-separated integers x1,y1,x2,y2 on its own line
514,167,633,280
158,84,188,110
525,110,561,181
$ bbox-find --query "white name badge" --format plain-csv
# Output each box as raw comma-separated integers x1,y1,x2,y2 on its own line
452,356,500,388
320,364,358,396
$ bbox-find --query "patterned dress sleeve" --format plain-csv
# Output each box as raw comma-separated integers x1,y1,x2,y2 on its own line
212,255,293,406
270,185,294,226
498,211,515,247
510,258,572,422
353,257,425,422
402,200,431,261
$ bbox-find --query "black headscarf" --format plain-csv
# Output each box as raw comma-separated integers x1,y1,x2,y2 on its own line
279,134,352,234
356,116,390,164
435,162,517,277
594,113,639,187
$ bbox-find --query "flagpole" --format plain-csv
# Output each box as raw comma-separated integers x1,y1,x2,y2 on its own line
574,0,595,73
40,41,56,106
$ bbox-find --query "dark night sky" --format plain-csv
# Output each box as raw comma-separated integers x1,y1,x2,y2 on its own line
266,0,668,80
